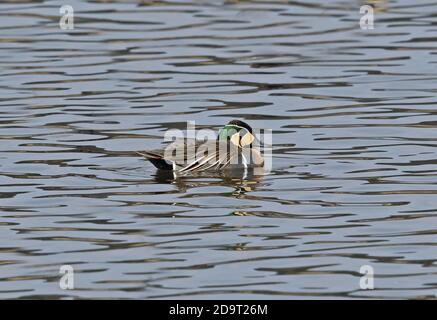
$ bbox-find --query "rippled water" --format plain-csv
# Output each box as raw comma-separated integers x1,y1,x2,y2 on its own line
1,0,437,299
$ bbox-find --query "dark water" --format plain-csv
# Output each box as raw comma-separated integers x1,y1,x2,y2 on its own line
1,0,437,299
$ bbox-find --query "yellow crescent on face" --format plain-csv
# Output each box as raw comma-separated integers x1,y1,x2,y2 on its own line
230,132,240,147
240,132,254,147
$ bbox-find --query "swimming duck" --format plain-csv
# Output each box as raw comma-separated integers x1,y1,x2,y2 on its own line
138,120,264,173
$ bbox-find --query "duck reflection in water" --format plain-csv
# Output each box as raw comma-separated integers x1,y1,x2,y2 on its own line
152,166,265,196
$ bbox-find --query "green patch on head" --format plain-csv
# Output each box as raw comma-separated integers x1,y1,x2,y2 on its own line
218,124,239,141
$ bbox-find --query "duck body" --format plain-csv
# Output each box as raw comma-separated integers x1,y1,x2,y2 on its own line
138,120,264,173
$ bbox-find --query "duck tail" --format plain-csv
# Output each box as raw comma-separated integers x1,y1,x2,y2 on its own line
136,151,173,170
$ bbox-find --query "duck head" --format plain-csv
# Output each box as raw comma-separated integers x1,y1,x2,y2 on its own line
218,120,255,147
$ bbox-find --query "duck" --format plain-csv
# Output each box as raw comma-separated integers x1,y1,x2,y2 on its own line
137,120,264,173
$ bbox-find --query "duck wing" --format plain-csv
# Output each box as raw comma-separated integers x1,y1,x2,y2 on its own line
137,139,202,170
178,140,238,173
139,139,252,172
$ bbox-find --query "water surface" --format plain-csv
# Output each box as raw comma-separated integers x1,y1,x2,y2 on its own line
1,0,437,299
